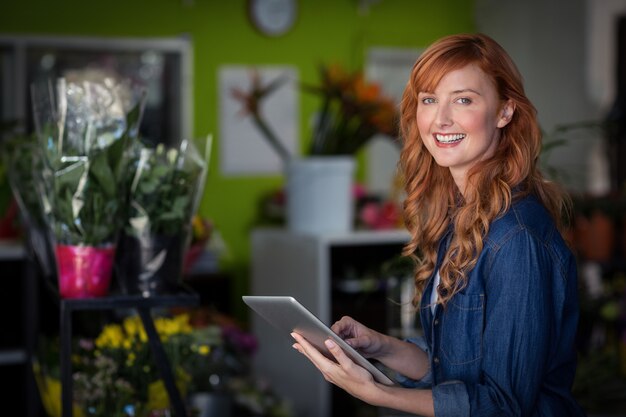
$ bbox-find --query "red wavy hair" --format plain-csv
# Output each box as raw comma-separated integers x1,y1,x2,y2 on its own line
399,33,570,308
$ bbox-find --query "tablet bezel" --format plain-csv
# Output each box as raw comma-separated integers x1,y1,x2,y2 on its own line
242,295,395,386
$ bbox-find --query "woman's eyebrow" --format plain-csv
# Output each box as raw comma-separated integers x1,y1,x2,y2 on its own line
418,88,482,96
451,88,481,95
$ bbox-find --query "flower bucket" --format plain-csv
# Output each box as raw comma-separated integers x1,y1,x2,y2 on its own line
55,244,115,298
116,233,186,297
285,156,355,235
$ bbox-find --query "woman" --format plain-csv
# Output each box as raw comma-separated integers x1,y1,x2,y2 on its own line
291,33,586,417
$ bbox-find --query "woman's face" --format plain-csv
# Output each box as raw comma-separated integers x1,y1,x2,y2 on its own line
416,63,513,193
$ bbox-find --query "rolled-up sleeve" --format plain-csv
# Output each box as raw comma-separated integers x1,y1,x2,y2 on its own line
433,381,470,417
395,336,433,388
397,338,471,417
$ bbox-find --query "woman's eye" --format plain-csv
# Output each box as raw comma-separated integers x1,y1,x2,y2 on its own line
456,97,472,105
421,97,436,105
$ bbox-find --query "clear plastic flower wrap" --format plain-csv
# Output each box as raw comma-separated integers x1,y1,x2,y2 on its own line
1,134,56,279
116,137,209,297
30,77,145,298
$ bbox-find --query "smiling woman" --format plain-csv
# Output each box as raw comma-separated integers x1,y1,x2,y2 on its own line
291,33,586,417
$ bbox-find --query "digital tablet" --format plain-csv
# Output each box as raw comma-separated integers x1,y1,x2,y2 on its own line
242,295,395,386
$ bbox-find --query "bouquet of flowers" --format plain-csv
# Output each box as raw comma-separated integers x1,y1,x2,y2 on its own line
231,64,398,163
29,77,145,298
1,132,57,277
303,64,398,155
31,77,144,246
115,138,209,296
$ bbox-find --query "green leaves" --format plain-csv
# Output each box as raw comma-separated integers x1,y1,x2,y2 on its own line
50,149,125,245
125,141,206,238
90,150,116,198
29,82,148,246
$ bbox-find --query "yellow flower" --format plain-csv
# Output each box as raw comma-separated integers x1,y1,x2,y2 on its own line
122,315,147,343
198,345,211,356
146,369,190,411
154,314,193,341
95,323,124,349
122,339,132,350
126,352,136,367
191,215,211,243
123,315,141,337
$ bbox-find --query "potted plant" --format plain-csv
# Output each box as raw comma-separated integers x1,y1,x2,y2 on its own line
115,138,208,296
30,77,145,298
231,65,398,234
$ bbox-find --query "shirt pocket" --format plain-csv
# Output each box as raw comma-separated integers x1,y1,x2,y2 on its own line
440,293,484,365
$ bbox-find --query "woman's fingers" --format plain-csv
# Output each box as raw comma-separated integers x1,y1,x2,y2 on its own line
324,338,357,371
291,332,373,387
331,316,357,336
291,332,338,382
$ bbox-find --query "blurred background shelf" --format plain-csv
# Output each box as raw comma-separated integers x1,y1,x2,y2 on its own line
250,228,411,417
0,242,40,417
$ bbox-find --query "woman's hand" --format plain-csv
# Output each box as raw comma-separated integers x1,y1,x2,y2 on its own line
330,316,390,359
332,316,430,380
291,331,435,417
291,331,381,404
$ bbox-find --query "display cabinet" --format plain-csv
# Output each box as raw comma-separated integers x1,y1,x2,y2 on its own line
250,228,412,417
0,34,192,147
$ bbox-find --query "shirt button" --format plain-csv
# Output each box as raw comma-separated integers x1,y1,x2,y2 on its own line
434,357,440,364
434,319,439,325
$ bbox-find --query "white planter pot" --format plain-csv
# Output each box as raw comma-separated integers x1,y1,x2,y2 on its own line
286,156,355,234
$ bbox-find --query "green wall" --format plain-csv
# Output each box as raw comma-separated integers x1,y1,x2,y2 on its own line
1,0,474,314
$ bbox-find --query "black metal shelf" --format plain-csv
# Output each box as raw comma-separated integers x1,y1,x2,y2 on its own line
0,244,39,417
0,348,28,366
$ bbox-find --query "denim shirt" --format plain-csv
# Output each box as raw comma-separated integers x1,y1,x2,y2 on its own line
398,195,586,417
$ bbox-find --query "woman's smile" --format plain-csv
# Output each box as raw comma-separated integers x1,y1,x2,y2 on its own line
433,133,467,145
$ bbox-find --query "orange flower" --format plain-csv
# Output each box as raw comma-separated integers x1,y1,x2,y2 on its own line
353,75,382,104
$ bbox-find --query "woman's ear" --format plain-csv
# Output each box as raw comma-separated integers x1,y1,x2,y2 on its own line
497,100,516,128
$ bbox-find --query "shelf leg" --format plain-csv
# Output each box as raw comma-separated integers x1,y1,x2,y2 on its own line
60,301,73,417
137,307,187,417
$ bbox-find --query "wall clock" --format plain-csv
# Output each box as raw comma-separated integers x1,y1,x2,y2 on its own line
248,0,298,37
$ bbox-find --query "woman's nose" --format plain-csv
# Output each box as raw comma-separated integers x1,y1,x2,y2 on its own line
435,104,453,127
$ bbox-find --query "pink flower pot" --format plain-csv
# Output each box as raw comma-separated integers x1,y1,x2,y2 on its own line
55,244,115,298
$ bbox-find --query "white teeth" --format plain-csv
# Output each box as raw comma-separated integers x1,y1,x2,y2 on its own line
435,133,466,143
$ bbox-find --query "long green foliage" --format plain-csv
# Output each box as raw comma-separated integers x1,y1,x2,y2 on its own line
125,141,205,238
44,101,142,245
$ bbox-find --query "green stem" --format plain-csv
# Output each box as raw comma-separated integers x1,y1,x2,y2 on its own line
253,114,291,164
311,97,332,154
